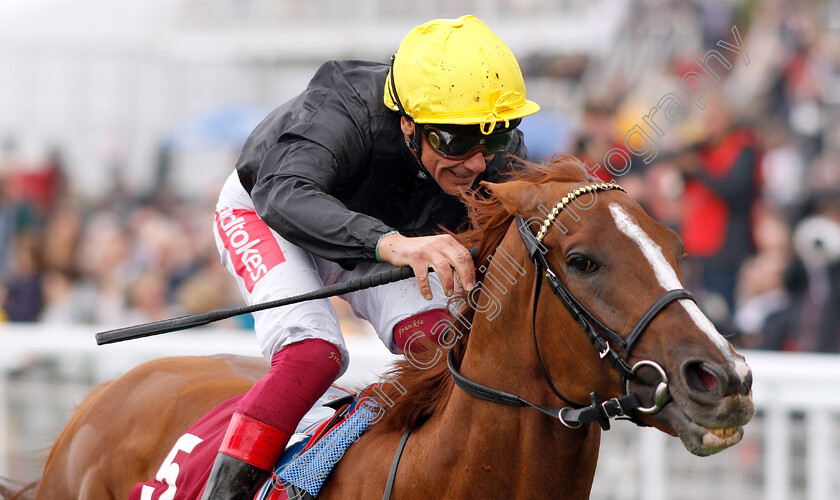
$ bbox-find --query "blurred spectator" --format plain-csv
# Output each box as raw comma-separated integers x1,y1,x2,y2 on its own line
676,97,759,312
73,212,133,325
41,199,83,275
572,100,637,183
0,179,14,284
733,208,792,347
175,263,234,316
123,269,183,325
756,118,808,220
638,160,685,232
760,207,840,352
808,152,840,199
175,260,254,330
11,146,68,219
0,175,42,284
572,101,617,172
1,232,44,321
39,270,97,324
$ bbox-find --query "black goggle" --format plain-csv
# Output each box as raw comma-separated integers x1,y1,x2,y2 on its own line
421,125,515,160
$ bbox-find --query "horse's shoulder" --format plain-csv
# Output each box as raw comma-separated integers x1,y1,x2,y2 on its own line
54,355,264,435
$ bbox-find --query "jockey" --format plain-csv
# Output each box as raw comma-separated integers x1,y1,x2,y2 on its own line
205,15,539,498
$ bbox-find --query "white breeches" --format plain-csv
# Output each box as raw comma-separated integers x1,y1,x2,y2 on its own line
213,172,447,377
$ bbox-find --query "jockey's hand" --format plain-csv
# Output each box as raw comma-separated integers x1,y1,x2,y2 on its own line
377,233,476,300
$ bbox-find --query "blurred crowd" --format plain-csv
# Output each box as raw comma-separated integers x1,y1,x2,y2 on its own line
1,0,838,353
551,0,840,352
0,144,245,329
0,143,365,334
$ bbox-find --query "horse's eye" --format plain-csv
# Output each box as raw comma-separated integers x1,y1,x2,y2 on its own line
568,255,598,274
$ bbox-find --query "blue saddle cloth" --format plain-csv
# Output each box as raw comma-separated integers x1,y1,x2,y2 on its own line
255,388,379,499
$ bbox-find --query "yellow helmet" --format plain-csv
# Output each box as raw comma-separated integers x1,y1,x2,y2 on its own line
384,15,540,135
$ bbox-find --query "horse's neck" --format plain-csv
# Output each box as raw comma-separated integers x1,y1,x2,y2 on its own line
415,244,601,497
423,390,601,498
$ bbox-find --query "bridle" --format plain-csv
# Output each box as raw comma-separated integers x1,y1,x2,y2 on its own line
447,181,696,430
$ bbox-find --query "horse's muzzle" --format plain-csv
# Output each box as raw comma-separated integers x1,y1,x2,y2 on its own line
681,358,753,404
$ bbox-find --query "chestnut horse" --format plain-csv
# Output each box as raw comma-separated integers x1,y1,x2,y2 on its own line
31,157,753,499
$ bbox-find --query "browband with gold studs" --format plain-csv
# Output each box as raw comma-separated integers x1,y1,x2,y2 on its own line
535,181,626,243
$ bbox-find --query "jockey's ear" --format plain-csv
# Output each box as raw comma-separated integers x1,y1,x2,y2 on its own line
481,180,543,216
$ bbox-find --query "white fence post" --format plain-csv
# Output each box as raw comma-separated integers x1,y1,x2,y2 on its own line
639,428,666,500
0,370,7,476
807,409,832,500
765,403,790,500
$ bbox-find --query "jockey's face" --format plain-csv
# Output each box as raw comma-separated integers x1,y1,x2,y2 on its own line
400,118,491,196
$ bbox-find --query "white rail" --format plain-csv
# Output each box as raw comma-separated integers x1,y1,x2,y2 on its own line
1,323,837,499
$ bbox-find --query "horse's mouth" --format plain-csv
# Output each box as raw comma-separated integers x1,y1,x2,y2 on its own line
678,418,745,456
652,395,754,457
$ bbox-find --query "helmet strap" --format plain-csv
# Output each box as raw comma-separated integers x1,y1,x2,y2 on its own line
404,131,431,180
390,53,430,176
406,129,423,158
387,54,411,120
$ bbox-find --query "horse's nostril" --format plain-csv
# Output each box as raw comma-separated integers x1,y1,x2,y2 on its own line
696,364,719,392
683,360,721,394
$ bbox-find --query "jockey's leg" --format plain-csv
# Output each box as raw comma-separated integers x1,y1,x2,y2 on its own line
393,308,452,353
209,174,349,498
202,339,342,499
330,258,452,354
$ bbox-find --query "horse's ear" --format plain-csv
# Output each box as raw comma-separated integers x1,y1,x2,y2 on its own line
481,180,541,216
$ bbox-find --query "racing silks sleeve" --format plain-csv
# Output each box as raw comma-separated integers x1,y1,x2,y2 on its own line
248,140,393,268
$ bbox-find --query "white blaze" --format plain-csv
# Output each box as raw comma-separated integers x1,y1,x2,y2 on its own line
608,203,732,355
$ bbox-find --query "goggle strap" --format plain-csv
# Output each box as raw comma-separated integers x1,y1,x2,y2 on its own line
388,54,412,120
389,54,424,158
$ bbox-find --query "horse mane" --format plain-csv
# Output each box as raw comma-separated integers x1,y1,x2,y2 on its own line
374,154,593,431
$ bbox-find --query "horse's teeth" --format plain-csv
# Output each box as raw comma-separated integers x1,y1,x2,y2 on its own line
711,426,736,438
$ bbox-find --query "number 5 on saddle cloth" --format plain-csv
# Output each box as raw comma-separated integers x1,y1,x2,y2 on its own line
131,384,382,500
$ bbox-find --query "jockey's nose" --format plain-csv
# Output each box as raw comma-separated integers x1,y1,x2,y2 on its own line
463,151,489,174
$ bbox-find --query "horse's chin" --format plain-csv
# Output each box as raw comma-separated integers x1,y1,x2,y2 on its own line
650,398,754,456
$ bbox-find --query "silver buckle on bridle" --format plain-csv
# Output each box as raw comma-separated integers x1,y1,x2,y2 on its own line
602,398,625,418
558,407,583,429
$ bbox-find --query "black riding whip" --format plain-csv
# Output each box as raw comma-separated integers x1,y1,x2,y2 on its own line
96,247,479,345
95,265,417,345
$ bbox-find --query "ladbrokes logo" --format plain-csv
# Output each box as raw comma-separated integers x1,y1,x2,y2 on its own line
215,208,286,292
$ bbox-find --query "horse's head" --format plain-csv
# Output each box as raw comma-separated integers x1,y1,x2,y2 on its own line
483,159,754,457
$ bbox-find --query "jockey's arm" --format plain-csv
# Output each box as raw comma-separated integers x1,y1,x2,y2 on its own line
250,141,476,300
248,137,395,268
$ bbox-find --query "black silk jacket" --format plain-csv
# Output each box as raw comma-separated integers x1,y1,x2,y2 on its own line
235,60,528,268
